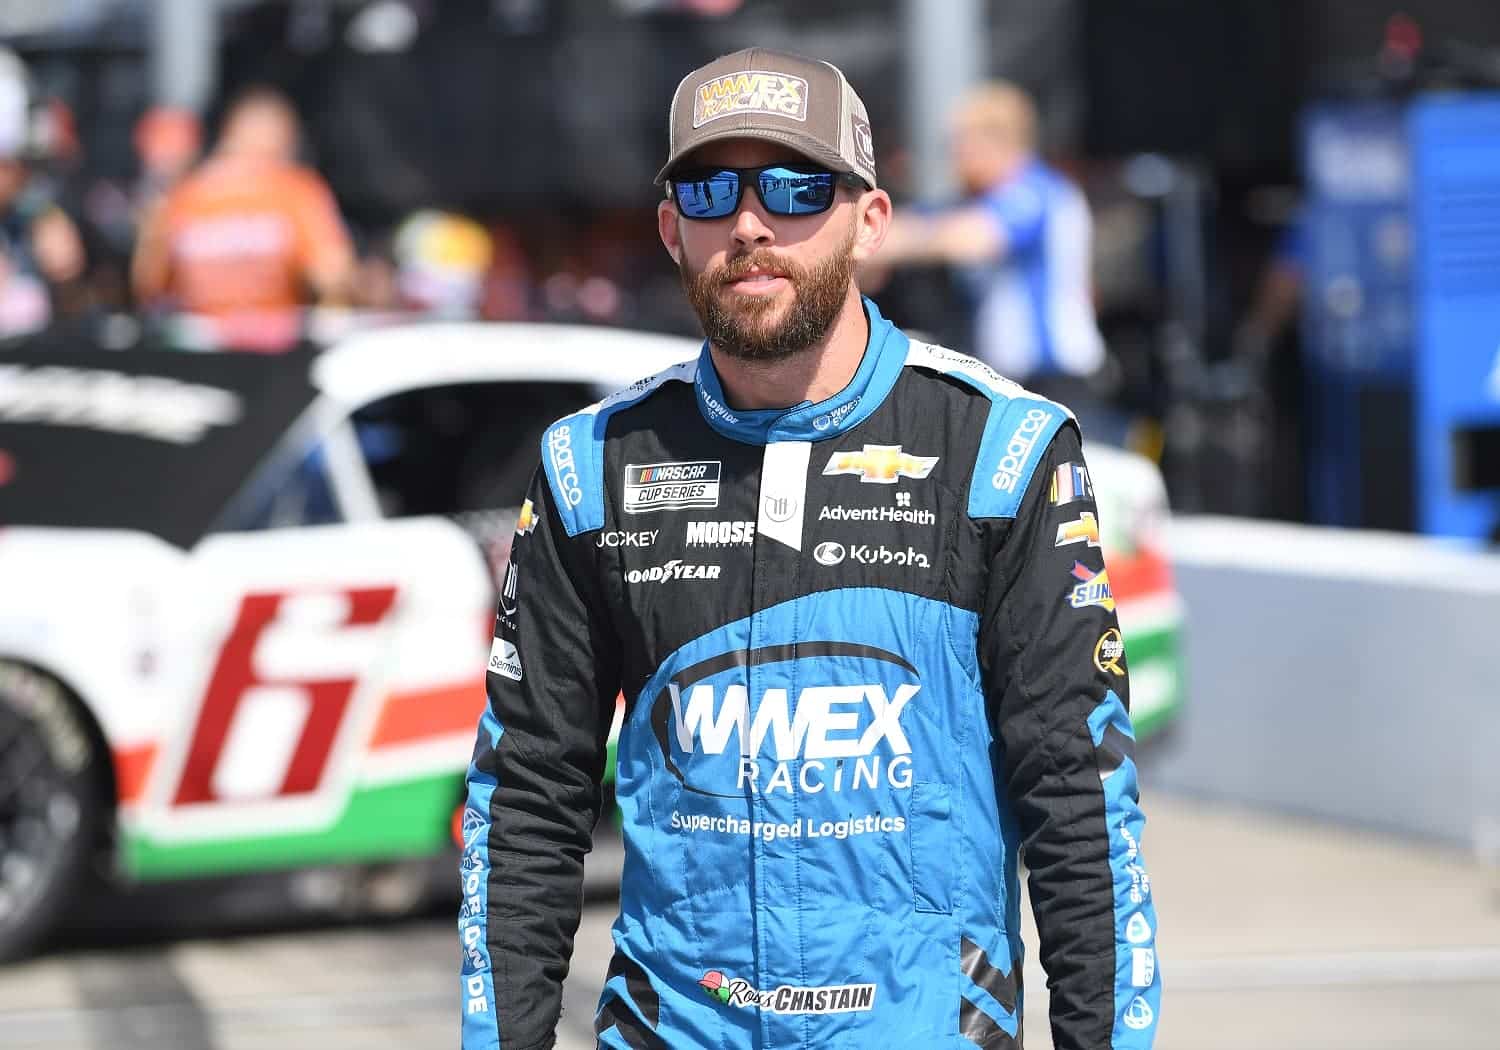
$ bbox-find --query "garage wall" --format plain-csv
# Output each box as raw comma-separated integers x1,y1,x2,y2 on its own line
1143,516,1500,850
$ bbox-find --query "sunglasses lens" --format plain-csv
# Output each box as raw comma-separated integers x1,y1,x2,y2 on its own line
759,167,836,215
673,171,740,219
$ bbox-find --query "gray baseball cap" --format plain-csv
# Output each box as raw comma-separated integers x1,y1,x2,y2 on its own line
656,47,877,189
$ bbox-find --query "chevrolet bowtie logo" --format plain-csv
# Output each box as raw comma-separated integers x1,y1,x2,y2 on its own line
1055,512,1100,549
822,444,939,484
515,498,536,536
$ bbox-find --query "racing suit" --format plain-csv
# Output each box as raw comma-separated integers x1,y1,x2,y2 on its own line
460,298,1161,1049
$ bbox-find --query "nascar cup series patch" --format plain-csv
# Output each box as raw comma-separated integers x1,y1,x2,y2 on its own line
623,461,721,514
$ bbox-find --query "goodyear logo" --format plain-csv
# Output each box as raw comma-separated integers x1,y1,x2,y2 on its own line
822,444,938,485
693,70,808,128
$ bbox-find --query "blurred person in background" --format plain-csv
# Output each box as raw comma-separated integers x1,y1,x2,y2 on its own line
133,106,202,217
461,46,1160,1050
0,47,87,338
131,86,355,350
874,81,1116,436
391,209,493,318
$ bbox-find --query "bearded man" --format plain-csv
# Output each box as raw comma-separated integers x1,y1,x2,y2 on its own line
460,47,1161,1050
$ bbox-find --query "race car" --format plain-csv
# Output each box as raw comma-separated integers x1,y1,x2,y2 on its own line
0,322,1182,961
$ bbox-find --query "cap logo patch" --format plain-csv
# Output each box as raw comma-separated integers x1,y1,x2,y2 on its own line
852,118,874,168
693,70,808,128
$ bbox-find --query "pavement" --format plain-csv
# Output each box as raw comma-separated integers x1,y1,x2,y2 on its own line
1,791,1497,1049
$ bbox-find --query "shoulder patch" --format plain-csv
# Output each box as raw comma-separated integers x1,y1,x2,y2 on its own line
905,340,1027,401
540,359,697,537
904,341,1071,519
972,398,1067,519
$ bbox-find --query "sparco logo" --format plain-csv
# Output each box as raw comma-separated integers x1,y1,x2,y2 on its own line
625,560,722,584
548,425,583,507
650,642,919,797
844,544,929,568
687,520,755,546
991,407,1053,493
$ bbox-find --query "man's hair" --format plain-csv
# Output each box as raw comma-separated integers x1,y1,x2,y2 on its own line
955,80,1037,152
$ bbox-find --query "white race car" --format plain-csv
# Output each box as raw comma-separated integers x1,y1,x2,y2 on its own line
0,322,1181,960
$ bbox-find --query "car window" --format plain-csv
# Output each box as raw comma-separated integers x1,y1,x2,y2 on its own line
350,381,593,518
229,441,344,531
347,380,594,585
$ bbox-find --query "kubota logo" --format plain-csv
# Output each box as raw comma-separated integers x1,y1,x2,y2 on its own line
822,444,938,484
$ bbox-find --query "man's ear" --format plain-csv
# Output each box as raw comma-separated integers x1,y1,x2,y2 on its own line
657,199,682,266
851,189,893,263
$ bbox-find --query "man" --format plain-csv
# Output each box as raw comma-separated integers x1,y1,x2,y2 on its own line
0,47,87,337
131,86,354,348
461,47,1160,1050
876,82,1107,409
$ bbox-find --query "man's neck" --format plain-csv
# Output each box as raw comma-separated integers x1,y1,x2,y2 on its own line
709,288,869,411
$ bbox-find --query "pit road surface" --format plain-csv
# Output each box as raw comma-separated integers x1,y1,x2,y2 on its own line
1,793,1497,1049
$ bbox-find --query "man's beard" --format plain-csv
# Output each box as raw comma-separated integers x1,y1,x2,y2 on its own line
679,223,856,363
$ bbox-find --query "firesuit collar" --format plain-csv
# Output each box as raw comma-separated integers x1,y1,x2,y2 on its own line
691,296,908,445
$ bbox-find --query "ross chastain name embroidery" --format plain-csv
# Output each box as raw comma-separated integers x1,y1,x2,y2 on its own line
699,970,876,1015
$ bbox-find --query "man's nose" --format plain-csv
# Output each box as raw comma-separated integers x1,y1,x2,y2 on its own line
731,199,776,248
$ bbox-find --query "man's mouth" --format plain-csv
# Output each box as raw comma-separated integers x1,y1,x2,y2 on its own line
725,266,790,294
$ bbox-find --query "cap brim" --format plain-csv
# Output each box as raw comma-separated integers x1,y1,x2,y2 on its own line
655,125,851,185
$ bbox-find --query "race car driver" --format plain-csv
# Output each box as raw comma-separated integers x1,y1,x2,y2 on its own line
460,47,1161,1050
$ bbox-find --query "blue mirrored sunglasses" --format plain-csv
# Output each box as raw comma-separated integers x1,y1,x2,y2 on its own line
668,164,864,220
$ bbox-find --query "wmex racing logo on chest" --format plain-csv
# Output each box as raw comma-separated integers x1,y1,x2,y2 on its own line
649,642,918,797
623,460,721,513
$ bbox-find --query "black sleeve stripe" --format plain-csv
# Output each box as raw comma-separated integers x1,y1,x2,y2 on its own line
959,936,1019,1015
603,952,661,1028
593,994,669,1049
959,997,1021,1049
1095,722,1136,781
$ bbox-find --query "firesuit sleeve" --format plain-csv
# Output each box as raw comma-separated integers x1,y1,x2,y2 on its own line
978,424,1162,1049
459,465,622,1050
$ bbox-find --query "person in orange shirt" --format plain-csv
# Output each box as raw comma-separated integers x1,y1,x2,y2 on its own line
132,86,354,347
